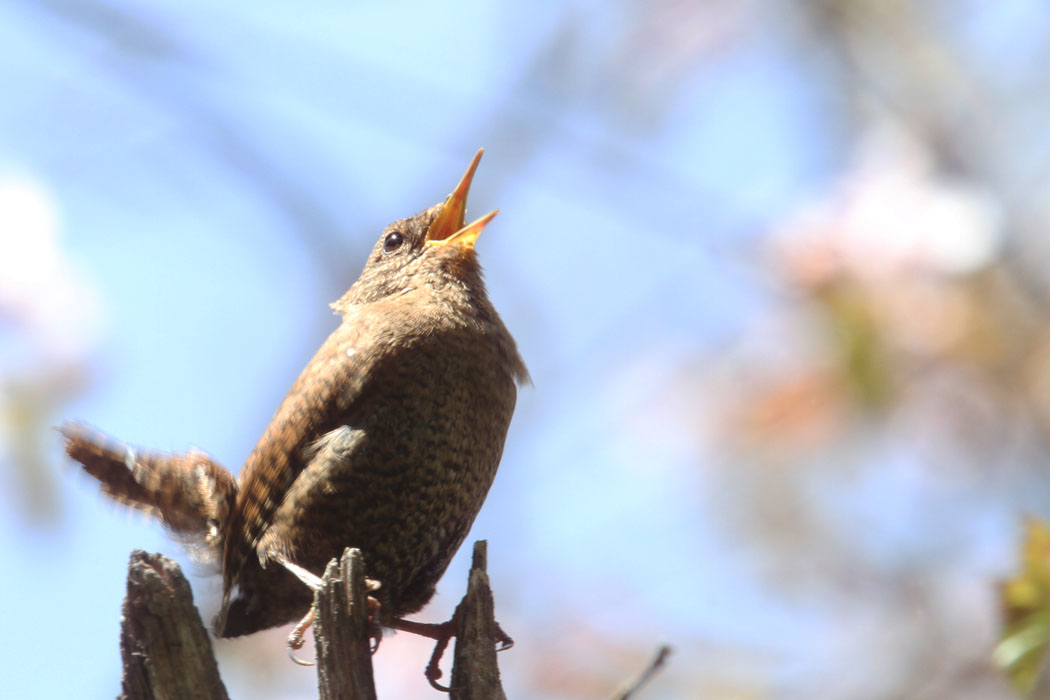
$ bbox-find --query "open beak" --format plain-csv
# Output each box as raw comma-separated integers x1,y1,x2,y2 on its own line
425,148,498,249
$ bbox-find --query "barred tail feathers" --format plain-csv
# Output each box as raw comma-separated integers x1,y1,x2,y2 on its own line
59,421,237,557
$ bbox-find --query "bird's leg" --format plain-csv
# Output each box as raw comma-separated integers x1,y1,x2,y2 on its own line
386,617,455,690
275,555,324,664
387,615,514,691
278,555,325,591
276,555,382,661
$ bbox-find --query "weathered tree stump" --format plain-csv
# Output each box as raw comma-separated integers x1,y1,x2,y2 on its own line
119,550,229,700
314,548,377,700
449,541,508,700
115,543,671,698
115,542,511,698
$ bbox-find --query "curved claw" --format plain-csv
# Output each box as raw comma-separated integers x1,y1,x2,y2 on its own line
426,651,451,693
428,676,451,693
369,625,383,655
287,644,316,667
494,622,514,652
367,593,383,655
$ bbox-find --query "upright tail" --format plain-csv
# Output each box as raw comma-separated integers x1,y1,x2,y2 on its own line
60,421,238,560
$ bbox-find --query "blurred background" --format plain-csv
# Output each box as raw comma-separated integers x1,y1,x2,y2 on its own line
3,1,1050,698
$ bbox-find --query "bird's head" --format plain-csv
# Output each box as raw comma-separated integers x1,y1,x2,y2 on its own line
337,149,498,308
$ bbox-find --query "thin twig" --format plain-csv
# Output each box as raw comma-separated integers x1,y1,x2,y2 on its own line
608,645,673,700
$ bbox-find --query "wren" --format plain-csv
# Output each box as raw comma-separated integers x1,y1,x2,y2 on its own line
62,149,528,647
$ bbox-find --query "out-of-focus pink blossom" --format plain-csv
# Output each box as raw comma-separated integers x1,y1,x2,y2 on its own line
773,124,1002,286
0,173,102,523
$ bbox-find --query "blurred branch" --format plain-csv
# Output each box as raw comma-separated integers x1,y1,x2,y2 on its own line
607,645,673,700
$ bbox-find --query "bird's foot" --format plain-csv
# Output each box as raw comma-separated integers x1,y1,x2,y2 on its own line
278,555,382,661
366,592,383,654
284,592,382,664
286,607,316,665
387,615,513,692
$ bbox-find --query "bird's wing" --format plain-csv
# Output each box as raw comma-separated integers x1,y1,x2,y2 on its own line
219,306,395,596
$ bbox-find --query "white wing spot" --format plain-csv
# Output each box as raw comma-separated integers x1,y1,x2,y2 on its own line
124,446,137,474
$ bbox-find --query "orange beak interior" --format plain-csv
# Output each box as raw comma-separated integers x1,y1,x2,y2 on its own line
425,148,498,249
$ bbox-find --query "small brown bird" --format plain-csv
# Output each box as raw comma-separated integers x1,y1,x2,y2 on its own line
62,150,527,649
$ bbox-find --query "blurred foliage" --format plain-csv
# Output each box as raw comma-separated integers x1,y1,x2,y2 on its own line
997,517,1050,697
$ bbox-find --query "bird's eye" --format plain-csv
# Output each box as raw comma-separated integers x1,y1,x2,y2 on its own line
383,231,404,253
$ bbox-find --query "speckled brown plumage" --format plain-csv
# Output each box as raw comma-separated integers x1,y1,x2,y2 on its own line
63,150,527,640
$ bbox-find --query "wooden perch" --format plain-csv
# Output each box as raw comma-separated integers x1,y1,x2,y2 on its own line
309,540,509,699
115,542,510,698
119,550,229,700
314,548,377,700
448,540,508,700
